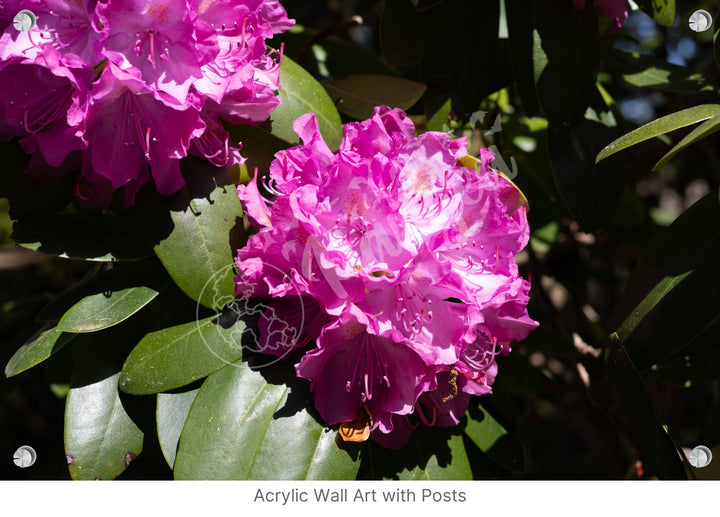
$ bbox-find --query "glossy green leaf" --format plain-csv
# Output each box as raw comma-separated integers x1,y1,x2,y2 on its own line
58,286,161,333
323,75,426,120
653,114,720,170
611,189,720,369
136,159,244,310
174,359,359,480
397,434,471,480
37,260,167,322
360,428,472,480
157,388,200,469
11,214,152,261
464,398,523,471
5,325,76,377
65,333,144,480
606,336,687,479
119,312,247,395
65,372,144,480
636,0,676,27
267,55,343,150
596,104,720,163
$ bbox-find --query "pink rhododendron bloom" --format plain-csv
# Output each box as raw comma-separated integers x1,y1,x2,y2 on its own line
0,0,292,208
235,106,538,448
572,0,628,30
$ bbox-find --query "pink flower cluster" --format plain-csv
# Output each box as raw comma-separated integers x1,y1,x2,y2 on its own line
573,0,628,30
236,107,537,448
0,0,292,208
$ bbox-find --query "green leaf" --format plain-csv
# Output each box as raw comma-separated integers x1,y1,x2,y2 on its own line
397,434,471,480
119,312,247,395
596,104,720,163
267,55,343,150
174,358,360,480
157,388,200,469
611,189,720,369
5,324,76,377
605,49,712,94
228,55,343,176
11,214,153,261
636,0,676,27
57,286,160,333
53,260,167,333
653,114,720,170
464,398,523,471
65,333,144,480
136,159,244,310
606,336,687,479
360,428,472,480
37,259,167,322
65,372,144,480
323,75,426,120
425,97,452,132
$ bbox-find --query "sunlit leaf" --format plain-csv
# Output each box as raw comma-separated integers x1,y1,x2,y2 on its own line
65,331,143,480
57,286,161,333
135,159,244,310
359,428,472,480
174,359,359,480
653,114,720,170
267,55,343,149
596,104,720,163
37,260,166,322
605,49,712,93
119,312,247,395
464,398,523,471
5,325,76,377
157,388,200,469
636,0,676,27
